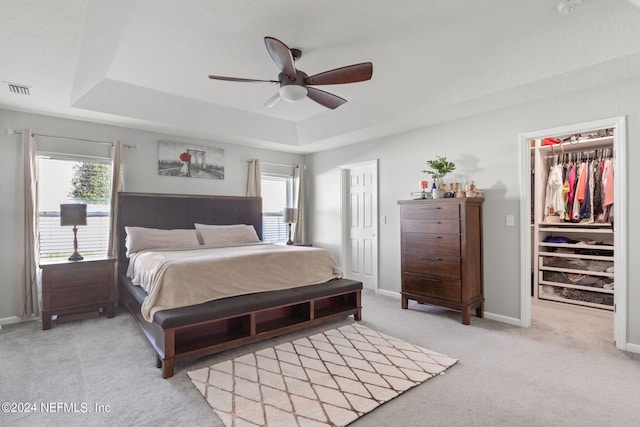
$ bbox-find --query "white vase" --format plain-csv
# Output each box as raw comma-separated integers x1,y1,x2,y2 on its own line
432,187,445,199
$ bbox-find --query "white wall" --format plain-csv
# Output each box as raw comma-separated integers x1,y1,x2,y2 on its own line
308,76,640,348
3,75,639,349
0,109,304,322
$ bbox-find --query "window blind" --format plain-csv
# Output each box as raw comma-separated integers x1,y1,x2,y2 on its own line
37,157,112,261
261,173,294,243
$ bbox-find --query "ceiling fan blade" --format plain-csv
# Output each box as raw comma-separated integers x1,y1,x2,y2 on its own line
262,93,282,108
306,87,347,110
305,62,373,85
264,37,297,81
208,75,278,84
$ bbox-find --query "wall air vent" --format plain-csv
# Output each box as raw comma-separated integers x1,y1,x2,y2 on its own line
6,82,31,95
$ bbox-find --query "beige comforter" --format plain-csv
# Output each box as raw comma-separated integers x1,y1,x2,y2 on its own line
126,243,344,322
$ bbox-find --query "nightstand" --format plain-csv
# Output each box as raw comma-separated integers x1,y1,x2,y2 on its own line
40,256,116,330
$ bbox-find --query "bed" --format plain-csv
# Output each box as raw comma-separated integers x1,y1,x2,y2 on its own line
117,192,362,378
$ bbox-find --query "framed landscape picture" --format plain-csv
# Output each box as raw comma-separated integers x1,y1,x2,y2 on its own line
158,140,224,179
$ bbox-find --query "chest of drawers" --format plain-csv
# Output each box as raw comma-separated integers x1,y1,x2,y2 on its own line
398,198,484,324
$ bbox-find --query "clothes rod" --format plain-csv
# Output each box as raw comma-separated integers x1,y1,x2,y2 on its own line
6,128,140,149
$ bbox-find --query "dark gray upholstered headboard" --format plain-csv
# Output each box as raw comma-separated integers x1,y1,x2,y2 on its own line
117,192,262,270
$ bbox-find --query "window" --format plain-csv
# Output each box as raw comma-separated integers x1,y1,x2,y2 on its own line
37,157,112,261
261,173,295,243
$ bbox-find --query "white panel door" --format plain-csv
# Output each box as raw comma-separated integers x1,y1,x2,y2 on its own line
347,162,378,290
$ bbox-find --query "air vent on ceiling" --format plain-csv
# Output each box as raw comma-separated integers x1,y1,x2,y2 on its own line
6,82,31,95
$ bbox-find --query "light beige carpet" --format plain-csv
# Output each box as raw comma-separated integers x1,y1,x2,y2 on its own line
188,323,457,426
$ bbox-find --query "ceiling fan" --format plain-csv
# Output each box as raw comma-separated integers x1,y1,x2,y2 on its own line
208,37,373,110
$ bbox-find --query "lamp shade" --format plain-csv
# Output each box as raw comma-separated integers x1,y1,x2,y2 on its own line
60,204,87,226
284,207,298,224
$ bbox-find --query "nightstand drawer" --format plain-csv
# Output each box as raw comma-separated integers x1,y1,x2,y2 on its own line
402,233,460,257
402,219,460,234
403,253,460,279
50,284,108,309
48,263,112,288
402,273,461,302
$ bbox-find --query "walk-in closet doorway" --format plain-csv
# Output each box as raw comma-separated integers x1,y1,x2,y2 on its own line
518,117,628,350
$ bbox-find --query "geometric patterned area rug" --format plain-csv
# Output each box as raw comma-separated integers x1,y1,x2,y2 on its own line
188,323,458,426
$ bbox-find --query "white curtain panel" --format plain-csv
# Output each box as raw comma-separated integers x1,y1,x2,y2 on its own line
294,164,306,244
107,140,122,258
17,129,40,318
246,159,261,197
108,140,123,304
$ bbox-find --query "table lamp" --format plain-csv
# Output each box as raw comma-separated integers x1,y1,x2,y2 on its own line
60,203,87,261
284,207,298,245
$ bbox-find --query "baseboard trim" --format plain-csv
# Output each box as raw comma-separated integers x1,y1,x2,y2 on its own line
624,342,640,354
375,289,400,299
0,315,40,327
483,311,523,326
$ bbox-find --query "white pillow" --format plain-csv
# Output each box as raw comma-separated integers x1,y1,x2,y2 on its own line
197,225,261,246
124,227,200,257
194,223,254,244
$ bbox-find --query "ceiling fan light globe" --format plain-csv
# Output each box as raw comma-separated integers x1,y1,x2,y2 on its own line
279,85,308,102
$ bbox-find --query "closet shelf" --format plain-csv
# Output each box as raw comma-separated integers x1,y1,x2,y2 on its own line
538,251,613,262
539,265,614,278
537,136,613,153
537,291,614,311
538,222,612,229
539,227,613,234
539,242,613,251
539,280,614,294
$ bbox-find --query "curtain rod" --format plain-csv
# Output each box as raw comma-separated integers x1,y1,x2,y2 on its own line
244,159,301,168
6,128,140,149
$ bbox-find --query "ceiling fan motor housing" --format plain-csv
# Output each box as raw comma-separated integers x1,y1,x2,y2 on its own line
278,71,308,102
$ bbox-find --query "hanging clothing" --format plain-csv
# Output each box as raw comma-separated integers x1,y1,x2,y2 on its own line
562,163,571,221
576,161,588,203
543,148,612,225
571,163,584,222
544,161,564,219
592,159,603,218
566,162,577,221
603,158,614,207
579,160,593,221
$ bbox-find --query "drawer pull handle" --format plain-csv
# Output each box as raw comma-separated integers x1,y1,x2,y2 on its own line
419,277,441,283
419,257,441,261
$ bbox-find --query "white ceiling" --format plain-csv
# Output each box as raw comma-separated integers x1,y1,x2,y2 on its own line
3,0,640,153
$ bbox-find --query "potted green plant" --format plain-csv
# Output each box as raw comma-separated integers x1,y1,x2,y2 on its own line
423,156,456,198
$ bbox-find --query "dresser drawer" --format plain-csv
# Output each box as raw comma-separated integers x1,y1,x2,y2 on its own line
403,203,459,220
404,253,460,279
402,219,460,234
402,273,461,302
402,232,460,257
49,284,109,309
48,263,112,288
